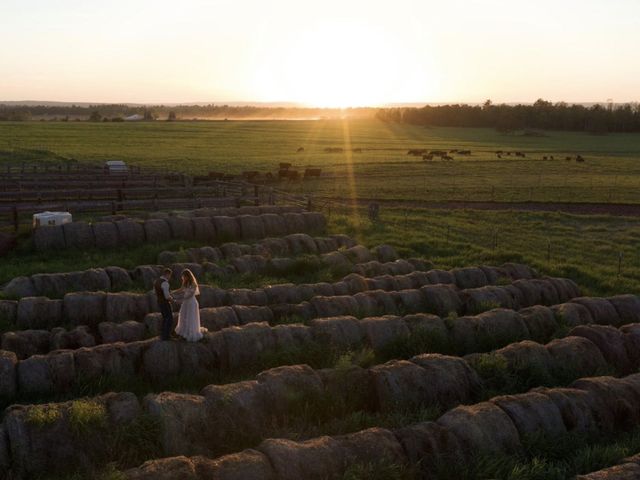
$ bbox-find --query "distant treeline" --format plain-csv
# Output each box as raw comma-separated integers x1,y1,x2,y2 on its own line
0,103,374,121
376,99,640,133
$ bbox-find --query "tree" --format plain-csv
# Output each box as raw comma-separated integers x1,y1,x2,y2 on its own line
143,109,157,121
89,111,102,122
167,111,177,121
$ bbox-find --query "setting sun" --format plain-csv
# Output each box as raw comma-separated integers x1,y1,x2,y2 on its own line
251,21,437,107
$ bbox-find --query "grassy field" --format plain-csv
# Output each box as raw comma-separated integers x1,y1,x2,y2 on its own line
2,119,640,203
2,207,638,297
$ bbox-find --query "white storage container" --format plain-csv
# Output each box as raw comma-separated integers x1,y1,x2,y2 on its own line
104,160,128,173
33,211,72,228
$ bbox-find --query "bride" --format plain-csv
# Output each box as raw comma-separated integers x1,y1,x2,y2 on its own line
173,269,205,342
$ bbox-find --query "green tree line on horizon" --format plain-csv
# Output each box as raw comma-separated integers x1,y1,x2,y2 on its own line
376,99,640,134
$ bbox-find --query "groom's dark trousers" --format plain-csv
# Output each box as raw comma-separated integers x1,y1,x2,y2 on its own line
154,277,173,341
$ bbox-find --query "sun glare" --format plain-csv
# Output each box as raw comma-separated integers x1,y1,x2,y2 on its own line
253,22,436,108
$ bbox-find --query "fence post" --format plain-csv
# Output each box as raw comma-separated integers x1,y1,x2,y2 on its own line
12,206,19,232
618,252,624,277
547,240,551,262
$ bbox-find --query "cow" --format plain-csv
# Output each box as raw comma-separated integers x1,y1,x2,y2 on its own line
429,150,447,156
408,149,427,156
576,155,585,162
324,147,344,153
296,147,305,153
352,148,362,153
495,150,503,154
497,154,502,159
422,154,433,161
279,162,292,170
442,155,454,161
565,156,572,161
550,156,555,160
458,150,471,155
543,156,548,160
450,149,458,153
304,168,322,178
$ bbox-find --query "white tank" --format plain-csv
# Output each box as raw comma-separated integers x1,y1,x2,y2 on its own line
32,211,73,228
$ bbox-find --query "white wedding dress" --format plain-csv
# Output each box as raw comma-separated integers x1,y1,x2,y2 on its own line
175,286,204,342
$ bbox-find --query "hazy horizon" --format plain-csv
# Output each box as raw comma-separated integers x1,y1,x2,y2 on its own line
2,0,639,107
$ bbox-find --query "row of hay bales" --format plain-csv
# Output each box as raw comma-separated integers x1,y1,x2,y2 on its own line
0,263,537,360
32,209,327,251
0,287,630,404
143,319,640,458
3,233,358,298
120,371,640,480
0,263,541,349
4,312,640,478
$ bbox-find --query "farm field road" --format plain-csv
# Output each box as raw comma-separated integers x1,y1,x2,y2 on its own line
323,198,640,217
3,118,640,204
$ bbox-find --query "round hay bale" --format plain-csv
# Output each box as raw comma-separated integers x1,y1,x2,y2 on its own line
166,216,194,240
1,330,51,360
233,305,274,325
221,322,276,371
115,220,145,246
372,245,398,263
320,251,350,269
0,351,17,399
385,259,414,276
546,336,608,378
62,222,95,249
332,281,350,296
360,315,409,351
281,213,307,234
17,297,63,330
309,316,364,346
238,215,266,240
551,302,593,327
436,401,520,453
104,266,133,290
264,284,302,304
369,359,435,410
191,217,216,242
313,237,339,254
394,422,464,469
63,291,106,327
608,295,640,324
258,436,345,480
568,325,633,373
261,214,288,237
93,222,119,249
311,283,335,297
474,309,530,347
541,387,599,433
342,274,369,294
335,427,407,467
518,305,558,343
420,284,462,317
211,216,240,241
405,271,432,289
426,269,456,285
33,225,66,251
198,306,239,331
494,340,555,376
144,219,171,243
131,265,163,290
344,245,372,264
301,212,327,233
491,391,567,437
395,289,427,314
460,285,515,315
501,263,538,279
570,297,622,326
330,234,357,249
410,353,482,406
530,279,561,305
104,292,150,323
285,233,318,255
310,295,359,318
3,277,36,298
479,266,509,284
452,267,489,289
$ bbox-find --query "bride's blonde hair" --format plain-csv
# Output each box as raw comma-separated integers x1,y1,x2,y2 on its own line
181,269,198,288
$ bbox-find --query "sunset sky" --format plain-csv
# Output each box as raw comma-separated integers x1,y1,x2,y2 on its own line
1,0,639,107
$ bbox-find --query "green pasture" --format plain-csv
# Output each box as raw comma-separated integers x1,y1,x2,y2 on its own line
2,119,640,203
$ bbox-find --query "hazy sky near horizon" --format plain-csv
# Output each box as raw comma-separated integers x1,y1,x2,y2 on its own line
1,0,639,106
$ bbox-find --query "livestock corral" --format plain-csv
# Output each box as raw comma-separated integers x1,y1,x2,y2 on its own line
1,119,640,479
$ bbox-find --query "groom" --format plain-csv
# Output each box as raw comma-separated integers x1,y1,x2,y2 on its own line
154,268,174,341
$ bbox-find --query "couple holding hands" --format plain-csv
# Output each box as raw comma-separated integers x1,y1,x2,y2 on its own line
154,268,205,342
